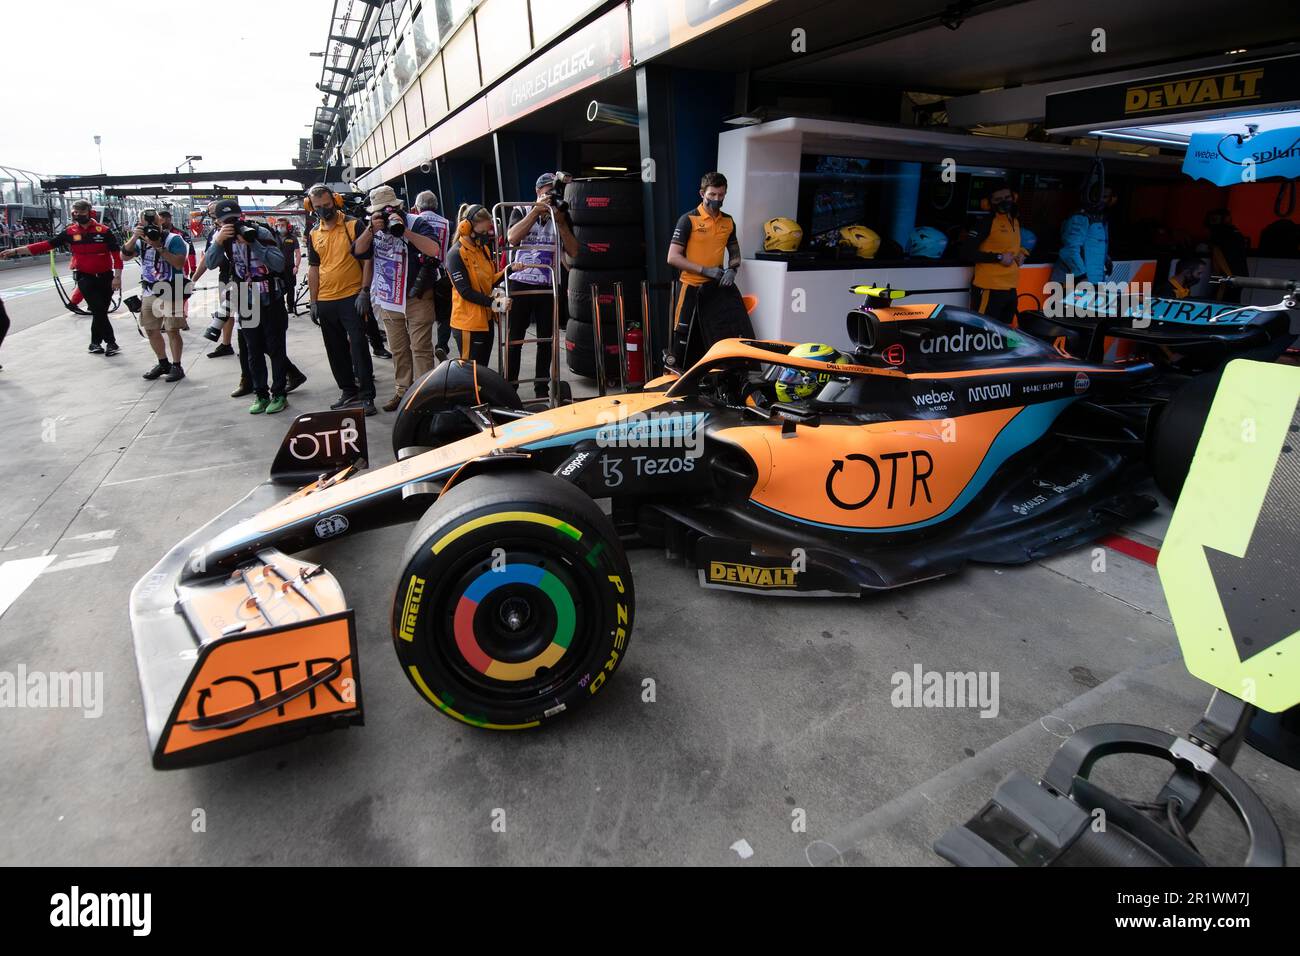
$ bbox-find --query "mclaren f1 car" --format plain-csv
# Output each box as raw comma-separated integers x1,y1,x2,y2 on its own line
129,277,1296,767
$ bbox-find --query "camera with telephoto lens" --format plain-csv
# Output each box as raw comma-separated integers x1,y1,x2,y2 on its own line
375,205,406,238
140,209,162,242
235,220,260,243
542,175,569,213
411,256,442,299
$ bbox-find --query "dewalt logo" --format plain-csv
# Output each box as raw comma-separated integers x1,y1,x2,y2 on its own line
1124,69,1263,115
707,562,798,589
399,576,425,642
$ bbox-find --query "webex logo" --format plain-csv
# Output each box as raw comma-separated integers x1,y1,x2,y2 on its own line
50,886,151,936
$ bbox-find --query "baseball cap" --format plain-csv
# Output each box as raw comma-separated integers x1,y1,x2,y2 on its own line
535,172,557,190
212,198,242,221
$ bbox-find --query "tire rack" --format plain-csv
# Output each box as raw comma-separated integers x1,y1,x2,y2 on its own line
492,201,564,410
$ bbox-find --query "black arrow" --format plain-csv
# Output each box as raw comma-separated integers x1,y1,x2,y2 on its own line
825,455,880,510
1203,396,1300,661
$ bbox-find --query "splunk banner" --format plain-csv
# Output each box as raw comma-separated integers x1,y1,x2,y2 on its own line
1183,126,1300,186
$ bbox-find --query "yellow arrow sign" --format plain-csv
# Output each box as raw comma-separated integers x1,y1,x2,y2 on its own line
1158,359,1300,712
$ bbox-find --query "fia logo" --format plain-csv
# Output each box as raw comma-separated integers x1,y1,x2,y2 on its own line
314,514,350,539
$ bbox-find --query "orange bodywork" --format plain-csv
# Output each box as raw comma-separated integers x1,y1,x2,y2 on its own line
716,407,1020,530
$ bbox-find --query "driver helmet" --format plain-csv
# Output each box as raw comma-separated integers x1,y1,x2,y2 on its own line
763,217,803,252
775,342,849,403
838,224,880,259
907,225,948,258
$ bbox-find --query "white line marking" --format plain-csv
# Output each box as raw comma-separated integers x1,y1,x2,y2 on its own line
43,546,119,573
0,556,57,617
66,529,118,542
100,461,248,487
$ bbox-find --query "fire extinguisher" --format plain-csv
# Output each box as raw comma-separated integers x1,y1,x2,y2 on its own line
625,323,645,387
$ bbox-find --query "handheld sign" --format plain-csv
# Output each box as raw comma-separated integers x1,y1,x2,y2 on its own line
1158,359,1300,713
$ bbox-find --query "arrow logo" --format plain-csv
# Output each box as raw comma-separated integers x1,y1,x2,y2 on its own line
1203,396,1300,662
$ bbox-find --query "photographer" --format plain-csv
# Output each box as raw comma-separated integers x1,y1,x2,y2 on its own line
304,184,376,416
413,190,453,363
123,208,190,382
0,199,122,356
204,199,289,414
350,185,442,413
504,172,578,398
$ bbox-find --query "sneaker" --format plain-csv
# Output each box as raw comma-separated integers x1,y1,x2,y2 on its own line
265,395,288,415
248,397,269,414
231,378,254,398
329,392,360,410
88,344,105,354
164,364,185,383
207,343,234,358
373,346,393,359
104,344,120,357
434,346,448,364
361,400,377,417
142,359,171,380
286,367,307,393
382,393,403,412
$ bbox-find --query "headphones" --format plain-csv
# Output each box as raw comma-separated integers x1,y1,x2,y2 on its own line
303,190,346,213
460,203,490,223
979,190,1019,212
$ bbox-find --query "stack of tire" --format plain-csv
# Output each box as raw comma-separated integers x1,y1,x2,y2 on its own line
563,178,645,380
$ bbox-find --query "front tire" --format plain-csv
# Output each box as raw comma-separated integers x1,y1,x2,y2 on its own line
392,471,634,729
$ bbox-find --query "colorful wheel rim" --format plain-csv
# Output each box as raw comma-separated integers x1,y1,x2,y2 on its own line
452,562,576,682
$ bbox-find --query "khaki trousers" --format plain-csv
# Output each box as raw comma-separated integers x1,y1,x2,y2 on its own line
377,296,435,394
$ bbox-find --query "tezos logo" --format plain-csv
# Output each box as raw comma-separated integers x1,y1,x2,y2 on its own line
314,514,349,539
921,327,1004,355
1074,372,1091,394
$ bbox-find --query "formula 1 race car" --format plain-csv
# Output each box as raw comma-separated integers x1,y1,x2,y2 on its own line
129,278,1297,767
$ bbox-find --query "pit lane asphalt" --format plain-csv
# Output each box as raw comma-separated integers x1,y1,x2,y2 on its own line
0,262,1296,866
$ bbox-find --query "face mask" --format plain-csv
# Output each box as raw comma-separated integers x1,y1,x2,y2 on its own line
994,199,1015,215
318,206,337,221
704,198,723,212
473,229,491,245
74,214,90,225
278,227,288,235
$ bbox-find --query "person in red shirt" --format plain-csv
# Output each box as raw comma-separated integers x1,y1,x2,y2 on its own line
0,199,123,355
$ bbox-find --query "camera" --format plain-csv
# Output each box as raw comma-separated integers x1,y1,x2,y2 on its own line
542,172,570,213
411,257,443,299
236,220,259,243
375,206,406,238
140,209,162,242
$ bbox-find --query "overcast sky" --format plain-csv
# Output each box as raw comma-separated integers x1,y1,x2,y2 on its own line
0,0,326,181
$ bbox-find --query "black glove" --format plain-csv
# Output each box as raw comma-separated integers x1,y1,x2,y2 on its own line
355,288,371,317
309,301,320,326
719,268,737,287
700,266,724,281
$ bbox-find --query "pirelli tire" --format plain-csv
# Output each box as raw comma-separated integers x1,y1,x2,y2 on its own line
564,317,621,379
569,224,645,270
564,178,643,227
567,267,646,325
391,471,635,730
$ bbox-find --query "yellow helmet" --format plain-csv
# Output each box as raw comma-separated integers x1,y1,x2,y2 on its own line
763,217,803,252
839,224,880,259
775,342,849,402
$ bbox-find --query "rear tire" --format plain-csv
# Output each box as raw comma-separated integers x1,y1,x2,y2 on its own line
392,471,634,730
1149,369,1223,501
